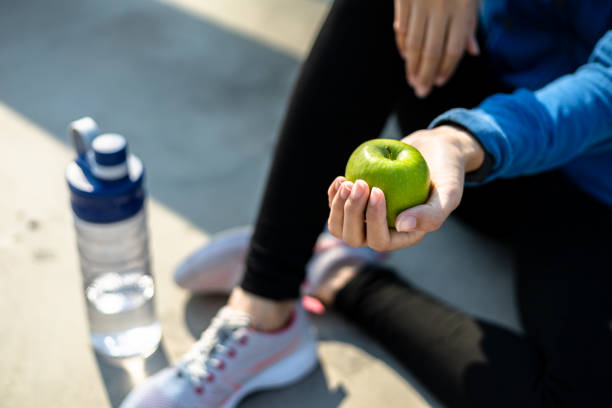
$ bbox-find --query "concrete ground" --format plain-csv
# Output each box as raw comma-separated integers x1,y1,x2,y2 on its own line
0,1,521,407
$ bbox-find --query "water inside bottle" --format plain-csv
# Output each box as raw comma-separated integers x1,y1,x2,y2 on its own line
86,271,161,358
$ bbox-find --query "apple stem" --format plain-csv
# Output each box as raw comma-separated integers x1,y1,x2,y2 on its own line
385,146,393,160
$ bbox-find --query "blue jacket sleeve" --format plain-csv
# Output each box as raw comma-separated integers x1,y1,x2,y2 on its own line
429,31,612,182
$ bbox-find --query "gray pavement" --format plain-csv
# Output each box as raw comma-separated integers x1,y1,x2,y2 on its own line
0,1,520,407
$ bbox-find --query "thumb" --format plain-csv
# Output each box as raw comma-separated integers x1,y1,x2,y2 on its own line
395,182,462,232
466,33,480,56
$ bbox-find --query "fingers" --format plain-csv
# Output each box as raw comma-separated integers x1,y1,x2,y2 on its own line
393,0,410,57
413,12,448,97
466,33,480,56
436,16,478,86
328,179,370,247
395,181,462,232
402,1,478,95
328,180,353,238
329,181,433,251
434,17,466,87
342,180,369,247
365,187,391,251
405,4,426,86
328,176,346,208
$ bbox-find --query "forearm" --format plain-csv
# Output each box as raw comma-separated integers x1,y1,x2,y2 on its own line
429,31,612,182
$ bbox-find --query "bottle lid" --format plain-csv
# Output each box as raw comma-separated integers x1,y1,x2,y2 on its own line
66,118,145,223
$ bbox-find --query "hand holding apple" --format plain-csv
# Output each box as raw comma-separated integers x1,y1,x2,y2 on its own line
327,125,484,251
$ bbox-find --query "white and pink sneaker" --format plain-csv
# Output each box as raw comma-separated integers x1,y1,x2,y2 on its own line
120,305,317,408
174,226,386,298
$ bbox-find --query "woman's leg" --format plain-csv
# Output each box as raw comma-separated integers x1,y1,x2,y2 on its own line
240,0,406,301
334,264,542,408
512,173,612,407
333,172,612,407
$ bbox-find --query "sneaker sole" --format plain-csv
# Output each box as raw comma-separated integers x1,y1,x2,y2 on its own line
221,336,318,408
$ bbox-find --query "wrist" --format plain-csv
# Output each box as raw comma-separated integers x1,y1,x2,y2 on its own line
437,125,485,173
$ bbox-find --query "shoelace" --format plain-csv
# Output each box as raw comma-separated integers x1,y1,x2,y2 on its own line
177,307,251,385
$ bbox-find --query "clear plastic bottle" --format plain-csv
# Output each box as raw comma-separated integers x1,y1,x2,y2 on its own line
66,117,161,359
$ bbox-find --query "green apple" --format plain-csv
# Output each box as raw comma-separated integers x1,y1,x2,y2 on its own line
345,138,430,228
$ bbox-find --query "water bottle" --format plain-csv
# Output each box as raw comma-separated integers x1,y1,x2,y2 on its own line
66,117,161,359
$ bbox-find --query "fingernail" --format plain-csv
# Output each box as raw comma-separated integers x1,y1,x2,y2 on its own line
369,187,381,206
351,180,364,199
339,182,352,200
434,76,444,86
396,215,417,232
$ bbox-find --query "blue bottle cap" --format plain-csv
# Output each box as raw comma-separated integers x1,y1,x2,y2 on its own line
66,118,145,223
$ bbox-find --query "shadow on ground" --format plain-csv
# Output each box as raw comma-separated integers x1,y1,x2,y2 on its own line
0,0,297,233
95,344,170,408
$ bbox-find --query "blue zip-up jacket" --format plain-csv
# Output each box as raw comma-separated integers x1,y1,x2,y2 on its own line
430,1,612,206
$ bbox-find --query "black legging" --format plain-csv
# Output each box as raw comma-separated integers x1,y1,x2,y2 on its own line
239,0,612,407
